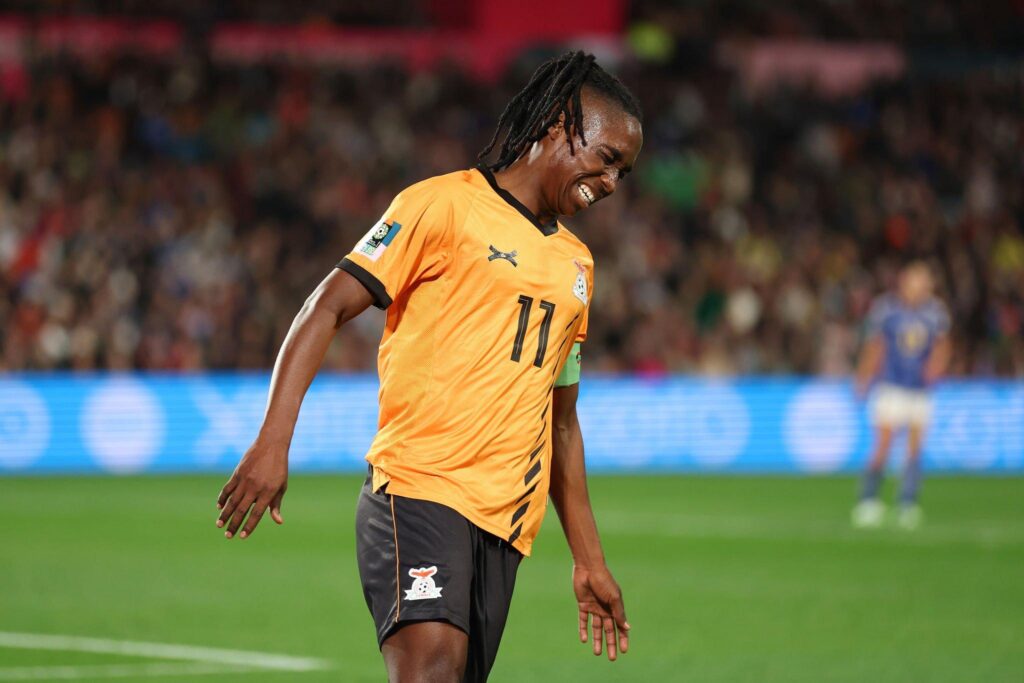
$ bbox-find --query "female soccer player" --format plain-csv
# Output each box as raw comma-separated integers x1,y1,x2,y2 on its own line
853,261,951,530
215,51,643,682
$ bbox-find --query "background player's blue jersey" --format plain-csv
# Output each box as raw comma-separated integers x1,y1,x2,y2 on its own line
867,294,950,389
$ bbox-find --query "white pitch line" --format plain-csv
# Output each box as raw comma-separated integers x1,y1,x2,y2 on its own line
0,662,254,681
0,633,329,672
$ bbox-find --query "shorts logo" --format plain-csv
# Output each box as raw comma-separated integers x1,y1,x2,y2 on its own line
356,220,403,262
404,566,444,601
572,259,588,305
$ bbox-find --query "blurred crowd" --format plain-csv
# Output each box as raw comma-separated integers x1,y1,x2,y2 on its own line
630,0,1024,48
1,0,430,27
1,6,1023,376
11,0,1024,47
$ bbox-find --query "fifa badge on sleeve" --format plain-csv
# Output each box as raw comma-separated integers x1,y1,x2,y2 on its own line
356,220,403,262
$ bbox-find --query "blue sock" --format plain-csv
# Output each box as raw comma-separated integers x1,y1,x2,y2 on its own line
900,458,923,505
860,468,883,501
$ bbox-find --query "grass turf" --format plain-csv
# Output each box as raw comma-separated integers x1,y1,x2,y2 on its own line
1,475,1021,682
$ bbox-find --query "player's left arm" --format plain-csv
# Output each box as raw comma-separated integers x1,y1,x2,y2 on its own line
923,334,952,385
923,302,952,385
550,352,630,662
855,335,884,398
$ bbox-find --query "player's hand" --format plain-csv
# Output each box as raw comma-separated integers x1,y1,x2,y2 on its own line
573,563,630,661
215,439,288,540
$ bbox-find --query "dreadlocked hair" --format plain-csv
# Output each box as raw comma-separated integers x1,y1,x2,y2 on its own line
479,50,642,171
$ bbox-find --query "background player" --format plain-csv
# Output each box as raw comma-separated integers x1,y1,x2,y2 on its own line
214,51,642,681
853,261,951,530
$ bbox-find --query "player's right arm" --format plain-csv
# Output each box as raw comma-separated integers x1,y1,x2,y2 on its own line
215,269,374,539
216,180,452,539
855,335,884,398
856,297,888,398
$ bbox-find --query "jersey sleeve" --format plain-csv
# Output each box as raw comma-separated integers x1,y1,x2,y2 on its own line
337,182,453,309
576,306,589,343
575,265,594,343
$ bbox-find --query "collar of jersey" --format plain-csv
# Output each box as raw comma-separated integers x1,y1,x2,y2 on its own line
475,164,559,237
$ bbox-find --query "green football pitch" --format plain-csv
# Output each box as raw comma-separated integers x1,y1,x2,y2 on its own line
2,475,1022,682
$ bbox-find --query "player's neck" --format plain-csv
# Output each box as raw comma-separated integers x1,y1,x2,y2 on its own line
900,295,926,309
492,159,557,225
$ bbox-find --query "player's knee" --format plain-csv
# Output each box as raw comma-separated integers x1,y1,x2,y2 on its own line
872,429,894,456
387,651,465,683
418,650,466,683
383,623,467,683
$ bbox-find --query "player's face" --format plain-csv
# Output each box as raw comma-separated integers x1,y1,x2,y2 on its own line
544,91,643,217
900,266,932,306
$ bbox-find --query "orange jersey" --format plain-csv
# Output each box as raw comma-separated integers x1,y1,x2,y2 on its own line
338,166,593,555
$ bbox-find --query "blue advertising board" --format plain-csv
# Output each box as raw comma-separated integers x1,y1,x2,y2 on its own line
0,374,1021,474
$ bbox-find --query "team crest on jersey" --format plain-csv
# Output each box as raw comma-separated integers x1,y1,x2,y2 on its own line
572,259,588,305
355,220,402,262
404,566,444,601
897,321,928,354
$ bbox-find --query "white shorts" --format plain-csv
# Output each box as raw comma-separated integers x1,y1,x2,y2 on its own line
870,384,933,428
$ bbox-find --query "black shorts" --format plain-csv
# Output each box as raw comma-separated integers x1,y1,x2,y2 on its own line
355,474,523,681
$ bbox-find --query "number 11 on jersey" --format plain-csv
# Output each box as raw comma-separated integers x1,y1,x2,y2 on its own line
511,295,556,368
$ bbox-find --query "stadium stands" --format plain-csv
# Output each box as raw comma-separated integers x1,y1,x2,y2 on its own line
1,3,1021,376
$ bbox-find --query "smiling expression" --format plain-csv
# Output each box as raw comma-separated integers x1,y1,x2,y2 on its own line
540,89,643,218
